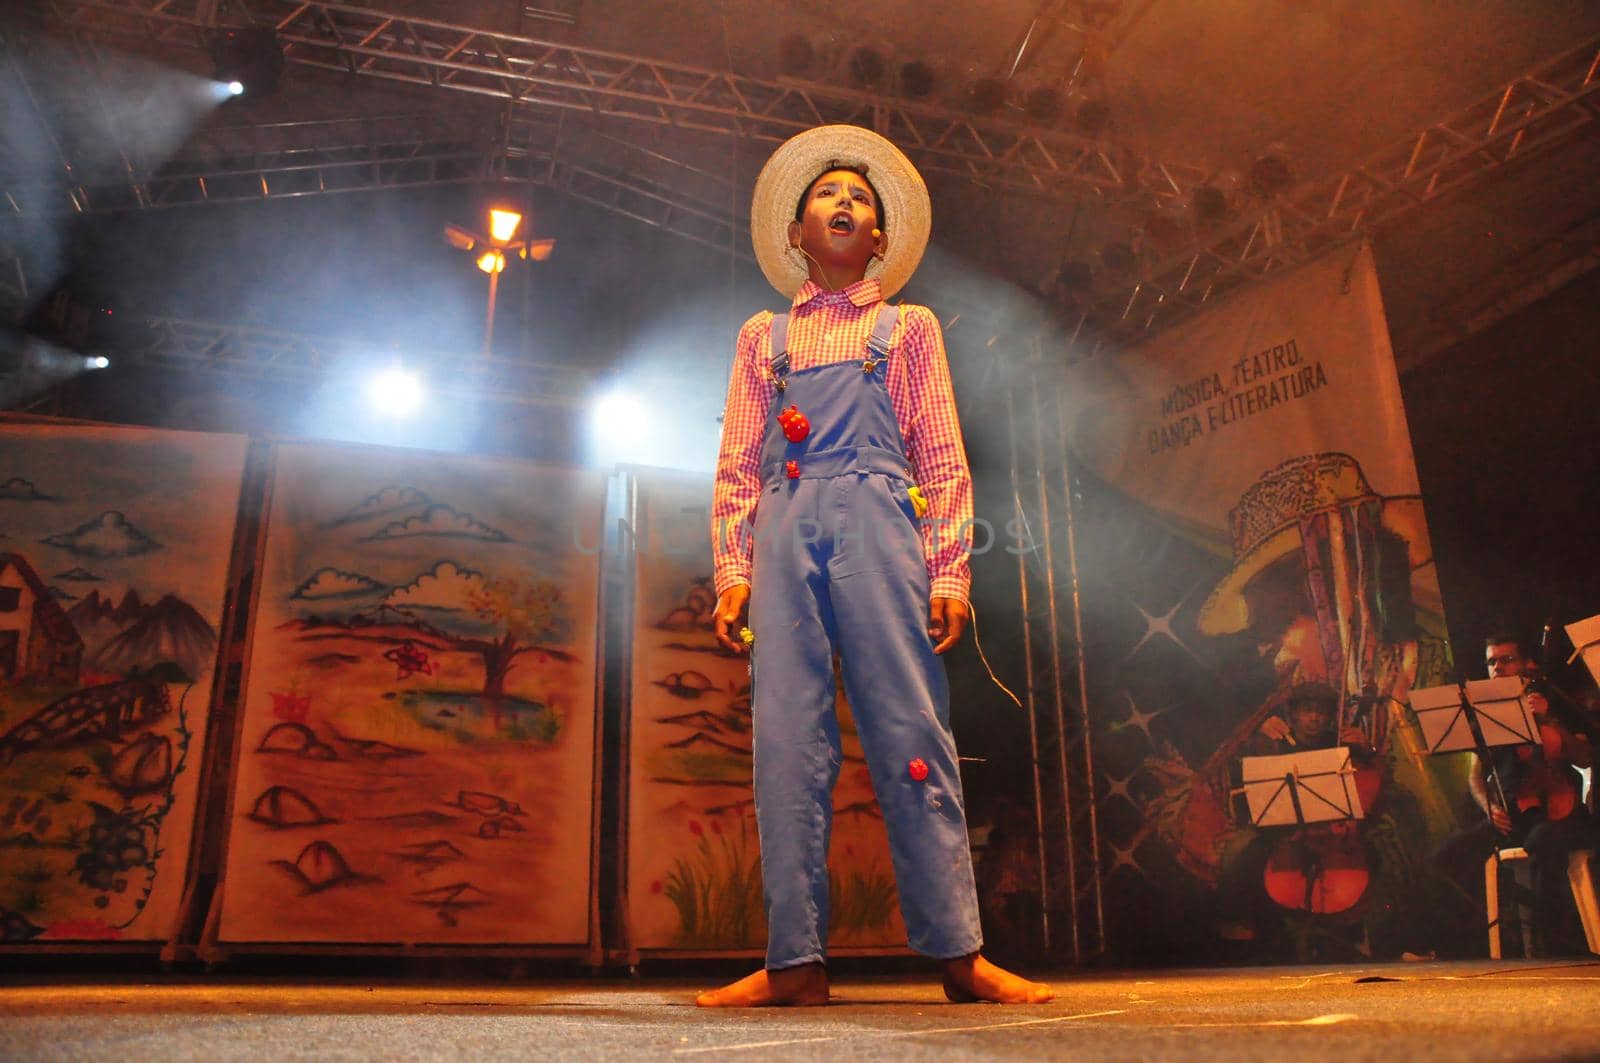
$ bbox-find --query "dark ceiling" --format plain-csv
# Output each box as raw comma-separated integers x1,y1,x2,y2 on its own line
3,0,1599,420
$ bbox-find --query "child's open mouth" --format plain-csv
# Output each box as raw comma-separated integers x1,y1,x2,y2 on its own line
828,213,855,235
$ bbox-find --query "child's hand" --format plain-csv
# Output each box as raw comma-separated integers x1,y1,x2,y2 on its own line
929,597,969,655
714,585,752,654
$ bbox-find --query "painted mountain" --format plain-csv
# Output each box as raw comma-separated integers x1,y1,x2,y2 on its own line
66,589,136,649
68,590,218,679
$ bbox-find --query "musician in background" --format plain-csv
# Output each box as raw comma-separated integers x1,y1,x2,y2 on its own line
1216,682,1384,952
1249,682,1375,757
1434,633,1595,954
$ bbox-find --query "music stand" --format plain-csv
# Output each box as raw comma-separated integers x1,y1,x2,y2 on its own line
1408,676,1538,755
1239,746,1366,829
1566,614,1600,688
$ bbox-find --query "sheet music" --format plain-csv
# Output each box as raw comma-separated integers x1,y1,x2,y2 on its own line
1240,746,1364,827
1567,613,1600,687
1409,676,1538,753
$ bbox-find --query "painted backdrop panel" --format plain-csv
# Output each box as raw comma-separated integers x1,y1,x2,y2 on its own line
625,469,906,952
218,444,603,944
0,422,246,943
1063,244,1459,962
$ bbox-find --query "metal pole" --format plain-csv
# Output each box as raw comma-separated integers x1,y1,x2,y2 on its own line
483,265,500,355
1056,378,1106,952
1006,383,1052,956
1030,371,1080,963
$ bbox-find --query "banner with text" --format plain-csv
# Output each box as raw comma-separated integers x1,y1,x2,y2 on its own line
1064,243,1464,962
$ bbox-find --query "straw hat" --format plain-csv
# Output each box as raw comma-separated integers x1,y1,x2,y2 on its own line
750,124,931,299
1196,452,1432,637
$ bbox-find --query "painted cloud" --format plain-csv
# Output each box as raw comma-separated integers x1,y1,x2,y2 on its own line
383,561,487,613
290,567,388,601
41,511,162,558
321,483,431,529
362,503,510,544
55,566,104,582
0,476,59,501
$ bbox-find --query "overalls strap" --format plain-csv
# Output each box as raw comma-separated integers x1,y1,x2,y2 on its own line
865,304,900,363
768,312,791,386
768,304,901,384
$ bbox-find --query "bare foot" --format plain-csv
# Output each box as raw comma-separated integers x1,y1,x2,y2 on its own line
942,953,1053,1004
695,963,829,1007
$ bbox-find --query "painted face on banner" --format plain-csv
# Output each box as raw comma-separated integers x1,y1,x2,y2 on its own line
1240,554,1331,686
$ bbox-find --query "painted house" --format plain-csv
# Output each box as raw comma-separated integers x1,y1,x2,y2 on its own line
0,553,83,684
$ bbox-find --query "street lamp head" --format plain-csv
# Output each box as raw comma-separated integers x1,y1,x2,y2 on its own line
488,208,523,244
476,251,507,274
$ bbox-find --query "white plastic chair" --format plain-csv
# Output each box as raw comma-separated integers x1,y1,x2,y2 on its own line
1486,846,1600,958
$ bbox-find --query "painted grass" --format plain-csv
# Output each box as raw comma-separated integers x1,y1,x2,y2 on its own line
660,821,899,949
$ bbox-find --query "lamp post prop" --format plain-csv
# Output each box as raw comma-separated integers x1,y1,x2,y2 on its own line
444,207,555,354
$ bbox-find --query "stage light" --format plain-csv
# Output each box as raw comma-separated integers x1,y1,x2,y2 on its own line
367,368,423,417
777,34,814,77
1144,197,1189,249
84,355,110,370
1248,143,1294,198
447,204,554,354
1193,184,1230,224
488,208,522,243
848,47,889,90
1193,169,1243,224
591,391,647,456
1075,96,1111,136
1100,241,1137,275
1024,85,1063,124
208,27,284,98
899,60,937,99
1056,258,1095,294
593,391,643,429
968,77,1009,114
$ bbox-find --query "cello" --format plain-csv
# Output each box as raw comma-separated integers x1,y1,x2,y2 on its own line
1258,688,1385,916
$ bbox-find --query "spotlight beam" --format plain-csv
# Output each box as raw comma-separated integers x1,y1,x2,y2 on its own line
128,316,595,410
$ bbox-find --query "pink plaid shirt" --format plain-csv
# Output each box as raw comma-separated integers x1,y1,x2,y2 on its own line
712,278,974,604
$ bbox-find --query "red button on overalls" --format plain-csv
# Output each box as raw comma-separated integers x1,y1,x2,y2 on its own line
785,460,800,479
777,404,811,443
907,758,929,781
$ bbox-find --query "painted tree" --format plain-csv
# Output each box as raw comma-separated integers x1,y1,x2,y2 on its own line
459,575,574,701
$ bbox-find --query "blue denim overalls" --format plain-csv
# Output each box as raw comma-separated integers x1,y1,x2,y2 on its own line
749,301,982,970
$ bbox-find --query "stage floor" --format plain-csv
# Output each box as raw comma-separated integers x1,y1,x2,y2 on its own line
3,959,1598,1060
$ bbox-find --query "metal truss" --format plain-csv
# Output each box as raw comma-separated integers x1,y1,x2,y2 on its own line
127,316,596,408
0,91,752,265
1085,31,1600,344
2,112,494,214
1004,359,1107,965
44,0,1211,205
0,253,27,310
499,116,749,260
1392,205,1600,373
27,2,1600,359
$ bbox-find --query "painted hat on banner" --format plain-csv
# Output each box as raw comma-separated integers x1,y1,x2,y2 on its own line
751,124,931,299
1196,452,1432,637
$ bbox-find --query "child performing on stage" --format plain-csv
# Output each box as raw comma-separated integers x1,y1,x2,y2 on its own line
702,124,1053,1007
